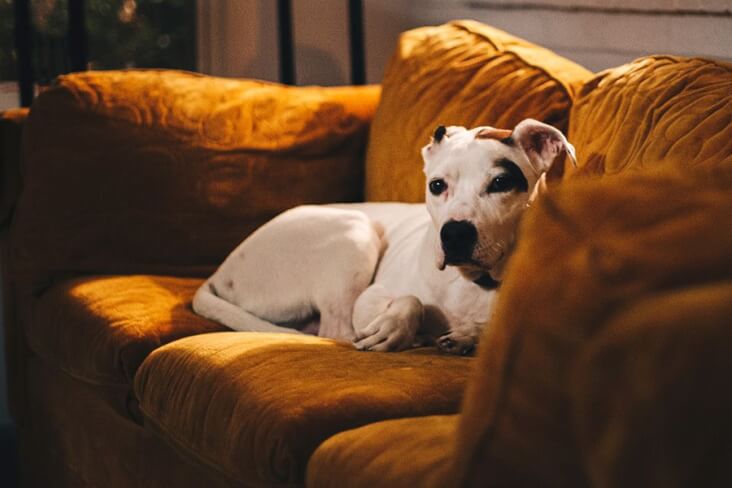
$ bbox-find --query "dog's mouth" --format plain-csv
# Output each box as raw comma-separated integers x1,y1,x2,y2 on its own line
444,250,504,271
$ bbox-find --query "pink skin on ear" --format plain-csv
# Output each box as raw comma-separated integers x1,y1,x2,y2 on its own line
512,119,577,176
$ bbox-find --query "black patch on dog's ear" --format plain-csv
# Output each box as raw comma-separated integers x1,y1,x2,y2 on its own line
433,125,447,143
500,136,514,146
496,158,529,192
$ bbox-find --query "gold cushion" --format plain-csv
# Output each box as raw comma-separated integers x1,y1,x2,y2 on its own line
11,70,380,293
569,56,732,176
573,282,732,487
307,415,458,488
134,332,474,486
365,20,591,202
27,275,225,385
452,166,732,486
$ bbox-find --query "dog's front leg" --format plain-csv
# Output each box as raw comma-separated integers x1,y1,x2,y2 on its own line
351,284,423,352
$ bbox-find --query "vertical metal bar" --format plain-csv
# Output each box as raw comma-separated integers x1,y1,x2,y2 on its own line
13,0,34,107
348,0,365,85
277,0,295,84
68,0,88,72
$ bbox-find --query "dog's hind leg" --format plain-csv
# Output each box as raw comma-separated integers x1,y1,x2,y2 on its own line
192,284,304,334
316,263,379,343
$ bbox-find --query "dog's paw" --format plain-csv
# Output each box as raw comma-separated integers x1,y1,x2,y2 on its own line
438,332,477,356
353,315,418,352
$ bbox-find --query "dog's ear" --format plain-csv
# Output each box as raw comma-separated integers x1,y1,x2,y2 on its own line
432,125,447,143
512,119,577,180
423,126,466,168
476,127,512,141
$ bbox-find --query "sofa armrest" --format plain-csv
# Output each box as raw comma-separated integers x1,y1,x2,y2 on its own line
10,70,380,289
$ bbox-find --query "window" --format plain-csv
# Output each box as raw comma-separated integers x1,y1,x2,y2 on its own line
85,0,196,71
0,0,196,108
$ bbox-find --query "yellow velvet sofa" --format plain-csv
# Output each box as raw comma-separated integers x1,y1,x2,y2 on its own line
2,20,731,487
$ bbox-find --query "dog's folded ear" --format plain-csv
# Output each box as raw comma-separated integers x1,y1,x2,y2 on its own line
476,127,512,141
512,119,577,181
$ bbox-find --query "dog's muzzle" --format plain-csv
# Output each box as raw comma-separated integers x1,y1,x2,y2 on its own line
440,220,477,265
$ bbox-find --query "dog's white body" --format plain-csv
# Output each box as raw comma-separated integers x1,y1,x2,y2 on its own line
193,119,575,353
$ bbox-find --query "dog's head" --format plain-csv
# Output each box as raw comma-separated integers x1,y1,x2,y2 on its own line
421,119,576,282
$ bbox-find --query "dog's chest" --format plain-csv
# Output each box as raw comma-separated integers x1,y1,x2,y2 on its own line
443,285,496,329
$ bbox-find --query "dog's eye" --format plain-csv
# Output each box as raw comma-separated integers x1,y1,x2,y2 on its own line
429,179,447,195
487,174,516,193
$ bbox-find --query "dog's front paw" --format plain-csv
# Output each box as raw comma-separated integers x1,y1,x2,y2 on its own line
353,315,418,352
438,332,477,356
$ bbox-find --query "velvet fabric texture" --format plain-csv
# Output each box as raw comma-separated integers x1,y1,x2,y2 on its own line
5,20,731,488
365,20,591,202
569,56,732,176
310,55,732,488
307,415,458,488
21,355,230,488
134,333,474,486
27,275,224,387
453,167,732,487
7,71,379,419
12,70,380,290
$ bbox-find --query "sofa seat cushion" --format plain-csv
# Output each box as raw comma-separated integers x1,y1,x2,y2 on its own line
27,275,226,386
366,20,591,202
133,332,473,487
307,415,458,488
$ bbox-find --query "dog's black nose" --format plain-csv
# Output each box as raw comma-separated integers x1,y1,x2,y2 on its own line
440,220,477,264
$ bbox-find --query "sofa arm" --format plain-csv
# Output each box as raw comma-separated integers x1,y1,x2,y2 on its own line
10,70,380,290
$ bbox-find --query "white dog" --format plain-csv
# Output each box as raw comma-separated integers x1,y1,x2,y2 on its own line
193,119,575,354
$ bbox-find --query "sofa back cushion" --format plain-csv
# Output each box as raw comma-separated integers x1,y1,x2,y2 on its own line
365,20,592,203
10,71,379,292
452,165,732,487
569,56,732,176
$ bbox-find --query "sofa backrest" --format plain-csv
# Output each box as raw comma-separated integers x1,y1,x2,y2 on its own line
569,56,732,176
9,71,379,292
364,20,592,203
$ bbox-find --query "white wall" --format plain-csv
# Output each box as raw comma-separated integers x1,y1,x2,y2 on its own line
465,0,732,72
197,0,732,84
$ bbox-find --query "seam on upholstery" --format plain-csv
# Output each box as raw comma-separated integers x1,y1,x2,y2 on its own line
636,54,732,71
448,20,501,51
31,350,130,388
